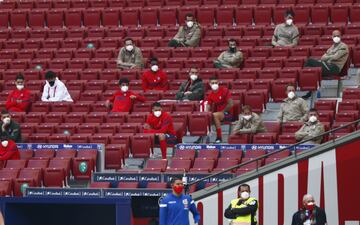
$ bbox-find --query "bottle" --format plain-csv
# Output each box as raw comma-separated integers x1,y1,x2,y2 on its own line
182,170,187,185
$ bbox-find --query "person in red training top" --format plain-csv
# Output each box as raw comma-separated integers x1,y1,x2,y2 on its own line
206,77,234,144
144,102,177,159
105,78,146,112
5,74,31,112
0,136,20,160
141,57,169,92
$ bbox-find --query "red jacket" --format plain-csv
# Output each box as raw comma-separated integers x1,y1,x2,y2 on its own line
0,140,20,160
108,90,146,112
141,69,169,92
144,112,176,135
5,88,31,112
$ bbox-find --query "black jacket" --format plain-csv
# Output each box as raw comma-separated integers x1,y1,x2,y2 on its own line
291,206,327,225
0,120,22,143
175,78,205,101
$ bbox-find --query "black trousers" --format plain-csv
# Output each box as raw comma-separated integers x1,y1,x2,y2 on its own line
304,58,340,77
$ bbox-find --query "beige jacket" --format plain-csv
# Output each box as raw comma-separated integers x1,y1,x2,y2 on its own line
272,23,299,47
173,23,201,47
321,42,349,70
215,49,243,68
116,46,144,69
278,97,309,122
295,121,325,144
232,112,266,134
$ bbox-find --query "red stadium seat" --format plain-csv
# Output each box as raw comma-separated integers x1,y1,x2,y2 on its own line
216,6,234,25
143,159,168,172
244,90,265,113
105,144,125,169
0,181,12,196
10,10,27,28
213,158,239,173
197,6,216,26
298,68,321,91
198,150,219,161
72,157,95,180
228,134,250,144
6,160,27,169
311,5,329,25
167,159,192,172
28,9,46,28
252,133,276,144
131,134,152,158
277,134,296,144
121,8,139,26
43,168,66,187
140,7,158,26
220,150,243,161
147,182,168,189
235,6,253,25
173,149,196,162
282,122,303,134
189,159,215,173
188,112,210,136
350,5,360,24
254,6,272,25
293,6,310,25
158,7,177,26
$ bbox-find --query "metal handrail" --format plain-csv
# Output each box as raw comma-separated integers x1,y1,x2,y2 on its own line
185,118,360,192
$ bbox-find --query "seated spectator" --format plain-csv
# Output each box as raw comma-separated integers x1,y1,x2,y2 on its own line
304,30,349,77
295,109,325,145
176,68,205,101
272,10,299,47
232,105,266,135
278,84,308,123
213,39,243,68
0,136,20,160
5,73,31,112
105,78,145,112
168,13,201,48
41,71,73,102
0,110,21,143
142,58,169,92
144,102,177,159
206,77,234,143
117,38,144,69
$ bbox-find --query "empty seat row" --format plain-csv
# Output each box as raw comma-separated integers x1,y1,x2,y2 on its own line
0,4,359,28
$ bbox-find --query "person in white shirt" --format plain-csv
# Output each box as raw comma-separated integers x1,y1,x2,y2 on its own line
41,71,73,102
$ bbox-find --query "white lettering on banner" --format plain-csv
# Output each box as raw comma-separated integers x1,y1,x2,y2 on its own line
345,221,360,225
307,150,339,225
263,164,298,225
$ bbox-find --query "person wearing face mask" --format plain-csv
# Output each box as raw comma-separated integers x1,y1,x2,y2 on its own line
142,57,169,92
232,105,266,135
0,136,20,160
0,110,21,143
304,30,349,78
224,184,258,225
278,83,309,123
206,77,234,143
176,68,205,101
272,10,299,47
117,38,144,69
144,102,176,159
5,74,31,112
105,78,146,112
291,194,327,225
213,39,243,68
295,109,325,144
168,13,201,48
41,71,73,102
159,177,200,225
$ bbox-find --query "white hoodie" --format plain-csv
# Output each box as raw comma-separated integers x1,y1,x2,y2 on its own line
41,78,73,102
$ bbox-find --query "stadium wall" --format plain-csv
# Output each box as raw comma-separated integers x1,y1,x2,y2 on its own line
192,137,360,225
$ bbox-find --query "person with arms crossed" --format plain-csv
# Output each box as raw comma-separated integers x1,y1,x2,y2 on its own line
176,68,205,101
5,74,31,112
0,110,21,143
224,184,258,225
105,78,145,112
159,177,200,225
295,109,325,144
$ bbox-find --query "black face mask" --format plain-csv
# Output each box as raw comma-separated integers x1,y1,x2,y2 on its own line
49,80,55,87
229,47,236,53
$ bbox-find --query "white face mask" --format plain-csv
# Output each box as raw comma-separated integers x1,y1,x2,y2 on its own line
240,191,250,200
190,74,198,81
287,91,295,99
243,115,252,121
120,85,129,92
286,19,293,26
16,84,24,90
1,140,8,148
333,36,341,44
186,21,194,28
154,111,162,118
125,45,134,51
151,65,159,72
309,116,317,123
211,84,219,91
2,118,10,125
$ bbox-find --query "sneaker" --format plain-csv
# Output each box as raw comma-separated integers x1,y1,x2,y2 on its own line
215,138,222,143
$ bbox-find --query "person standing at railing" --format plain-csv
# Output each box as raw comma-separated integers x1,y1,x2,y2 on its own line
159,177,200,225
291,194,327,225
224,184,258,225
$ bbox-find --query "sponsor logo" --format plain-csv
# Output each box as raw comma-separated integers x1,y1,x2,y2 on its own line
95,175,116,182
63,144,73,148
118,176,138,181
